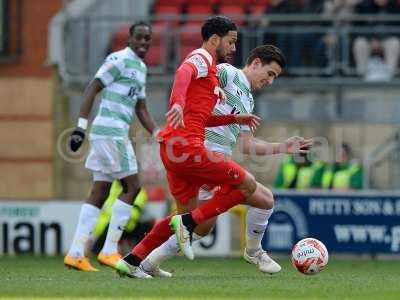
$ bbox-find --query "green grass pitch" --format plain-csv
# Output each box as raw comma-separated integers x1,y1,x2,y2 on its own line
0,256,399,300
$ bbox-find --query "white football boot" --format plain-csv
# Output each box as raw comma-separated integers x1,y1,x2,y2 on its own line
115,259,152,279
170,215,194,260
243,248,281,274
140,261,172,278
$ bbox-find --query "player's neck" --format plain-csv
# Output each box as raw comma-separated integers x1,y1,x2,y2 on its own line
201,43,217,61
242,67,253,91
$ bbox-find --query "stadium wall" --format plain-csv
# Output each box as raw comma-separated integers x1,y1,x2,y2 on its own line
0,0,63,199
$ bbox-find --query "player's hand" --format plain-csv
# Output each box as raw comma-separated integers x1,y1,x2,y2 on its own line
215,86,226,104
166,104,184,129
234,114,261,134
69,127,86,152
284,136,313,154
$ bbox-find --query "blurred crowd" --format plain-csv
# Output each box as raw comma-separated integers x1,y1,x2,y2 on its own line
259,0,400,80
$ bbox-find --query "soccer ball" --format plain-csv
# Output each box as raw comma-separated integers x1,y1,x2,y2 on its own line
291,238,328,275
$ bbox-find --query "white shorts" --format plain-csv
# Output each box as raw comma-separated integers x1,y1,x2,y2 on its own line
85,139,138,181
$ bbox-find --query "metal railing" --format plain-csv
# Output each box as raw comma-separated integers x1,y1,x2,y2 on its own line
57,14,400,85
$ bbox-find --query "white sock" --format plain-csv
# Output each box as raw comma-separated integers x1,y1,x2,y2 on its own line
100,199,132,255
68,203,100,257
141,232,203,270
246,207,273,256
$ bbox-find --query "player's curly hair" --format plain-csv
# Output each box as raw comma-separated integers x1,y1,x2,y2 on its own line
246,45,286,70
129,21,151,36
201,15,237,41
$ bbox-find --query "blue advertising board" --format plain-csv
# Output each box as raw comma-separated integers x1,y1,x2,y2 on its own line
262,191,400,254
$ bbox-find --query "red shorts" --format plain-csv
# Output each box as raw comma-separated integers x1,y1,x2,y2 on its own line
159,141,246,204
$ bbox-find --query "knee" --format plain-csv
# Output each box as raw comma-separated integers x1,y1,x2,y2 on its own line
261,188,274,210
353,37,369,50
121,181,140,195
239,172,257,198
385,37,400,52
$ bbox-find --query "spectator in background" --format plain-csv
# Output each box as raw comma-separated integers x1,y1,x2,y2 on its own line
274,153,326,189
353,0,400,81
314,0,360,70
261,0,325,72
321,143,363,190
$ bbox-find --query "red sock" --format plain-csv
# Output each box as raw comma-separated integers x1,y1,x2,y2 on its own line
191,187,246,224
131,215,173,260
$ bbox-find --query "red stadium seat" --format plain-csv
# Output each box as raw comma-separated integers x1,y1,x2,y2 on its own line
178,24,202,62
218,5,246,25
145,24,169,68
110,24,130,52
153,4,182,26
154,4,181,15
247,0,268,4
185,0,217,4
218,0,249,4
249,4,267,16
185,5,214,25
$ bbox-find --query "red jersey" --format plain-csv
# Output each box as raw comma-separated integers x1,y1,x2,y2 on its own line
159,48,220,145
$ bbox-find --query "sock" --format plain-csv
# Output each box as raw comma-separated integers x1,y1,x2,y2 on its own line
246,207,273,256
182,213,197,232
191,187,247,224
68,203,100,257
141,233,203,270
131,215,173,261
101,199,132,255
123,252,143,267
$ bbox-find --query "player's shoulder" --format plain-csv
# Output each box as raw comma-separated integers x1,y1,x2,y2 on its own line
104,49,126,64
184,48,214,78
188,48,213,65
217,63,238,75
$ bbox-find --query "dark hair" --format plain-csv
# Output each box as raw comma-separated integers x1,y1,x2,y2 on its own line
201,15,237,41
341,143,352,156
129,21,151,36
246,44,286,70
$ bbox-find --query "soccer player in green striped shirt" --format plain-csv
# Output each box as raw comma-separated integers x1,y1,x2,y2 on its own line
64,21,159,273
136,45,312,277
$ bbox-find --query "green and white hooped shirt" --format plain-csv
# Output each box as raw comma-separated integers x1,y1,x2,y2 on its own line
205,63,254,156
90,47,147,140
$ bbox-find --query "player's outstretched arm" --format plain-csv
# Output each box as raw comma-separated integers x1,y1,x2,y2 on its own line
135,99,159,137
69,79,104,152
238,132,313,156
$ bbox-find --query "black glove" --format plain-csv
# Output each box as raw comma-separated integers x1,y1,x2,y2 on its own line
69,128,86,152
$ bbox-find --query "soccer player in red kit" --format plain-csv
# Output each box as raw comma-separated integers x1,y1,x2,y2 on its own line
116,16,260,278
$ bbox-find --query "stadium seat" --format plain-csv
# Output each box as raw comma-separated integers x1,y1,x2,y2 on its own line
145,24,169,69
178,24,202,62
153,4,182,26
218,5,246,25
218,0,250,4
110,24,130,52
249,4,267,17
185,4,214,24
185,0,217,4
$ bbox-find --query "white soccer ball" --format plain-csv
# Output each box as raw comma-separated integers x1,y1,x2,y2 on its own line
291,238,329,275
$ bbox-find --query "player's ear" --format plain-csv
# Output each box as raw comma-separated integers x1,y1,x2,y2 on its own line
209,34,221,47
252,58,262,69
